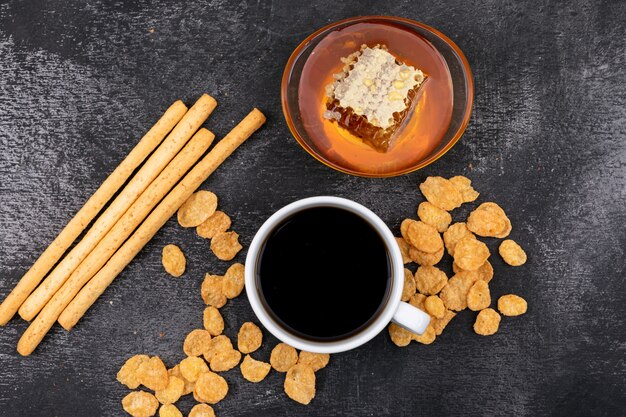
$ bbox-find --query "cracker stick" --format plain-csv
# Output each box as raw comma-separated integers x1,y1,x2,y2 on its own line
58,109,266,331
17,128,216,356
17,94,217,322
0,101,187,326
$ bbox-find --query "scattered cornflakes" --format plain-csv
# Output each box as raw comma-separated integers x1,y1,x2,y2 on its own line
210,231,242,261
168,366,194,396
137,356,169,391
298,351,330,372
449,176,479,203
159,404,182,417
162,245,186,277
388,323,412,347
499,239,527,266
188,404,216,417
177,190,218,228
284,364,316,405
408,293,427,310
406,221,443,254
467,280,491,311
419,176,463,211
194,371,228,404
122,391,159,417
474,308,501,335
497,294,527,316
414,266,448,295
417,202,452,232
439,271,478,311
432,309,456,335
240,355,271,383
179,356,209,383
118,354,150,389
395,237,412,264
155,375,185,405
400,218,417,242
210,348,241,372
453,237,490,271
196,211,231,239
424,295,445,318
238,322,263,354
183,329,212,357
270,343,298,372
409,246,444,266
200,274,227,308
201,307,224,336
223,263,245,299
453,260,494,283
467,202,511,238
443,222,475,256
401,268,416,302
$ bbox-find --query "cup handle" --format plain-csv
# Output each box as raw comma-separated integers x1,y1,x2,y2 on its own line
391,301,431,335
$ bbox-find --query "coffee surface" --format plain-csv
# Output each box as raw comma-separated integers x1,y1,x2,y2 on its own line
258,207,390,340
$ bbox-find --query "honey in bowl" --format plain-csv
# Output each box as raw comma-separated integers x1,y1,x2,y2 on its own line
298,21,454,175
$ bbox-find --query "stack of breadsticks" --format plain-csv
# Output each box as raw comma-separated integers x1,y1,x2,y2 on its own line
0,94,266,356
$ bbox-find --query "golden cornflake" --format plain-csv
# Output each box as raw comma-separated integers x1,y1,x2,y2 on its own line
203,306,224,336
223,263,245,299
137,356,169,391
203,335,234,362
210,231,243,261
194,371,228,404
453,237,490,271
188,404,216,417
240,354,271,383
210,349,241,372
409,246,443,266
439,271,478,311
168,366,194,396
412,324,436,345
201,274,227,308
424,295,445,318
419,176,463,211
417,202,452,232
177,190,218,228
467,202,512,238
499,239,527,266
408,293,427,310
467,280,491,311
432,309,456,335
498,294,527,316
400,218,417,241
284,364,316,405
179,356,209,383
388,323,413,347
453,260,494,283
401,268,416,302
155,375,185,405
122,391,159,417
443,222,475,256
159,404,183,417
196,211,231,239
117,354,150,389
238,322,263,354
449,175,479,203
406,221,443,253
414,266,448,295
395,237,412,264
183,329,212,357
270,343,298,372
162,245,186,277
298,351,330,372
474,308,501,336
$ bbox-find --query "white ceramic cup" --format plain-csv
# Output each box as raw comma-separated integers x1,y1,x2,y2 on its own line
245,196,430,354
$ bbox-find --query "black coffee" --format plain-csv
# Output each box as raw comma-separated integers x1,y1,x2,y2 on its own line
257,206,390,341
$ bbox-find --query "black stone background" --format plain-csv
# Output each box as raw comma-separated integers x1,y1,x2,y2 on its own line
0,1,624,416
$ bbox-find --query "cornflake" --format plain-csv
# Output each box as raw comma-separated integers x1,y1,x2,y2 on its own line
183,329,212,357
443,222,475,256
298,351,330,372
449,176,479,203
409,246,443,266
117,354,150,389
210,231,242,261
194,371,228,404
237,322,263,354
467,280,491,311
210,349,241,372
439,271,478,311
201,274,227,308
432,309,456,335
223,263,245,299
137,356,169,391
284,364,316,405
406,221,443,253
453,260,494,283
412,324,436,345
179,356,209,383
203,306,224,336
188,404,216,417
408,293,427,310
388,323,413,347
414,266,448,295
400,218,417,241
453,237,490,271
474,308,501,335
168,366,194,396
159,404,182,417
240,355,271,383
162,245,186,277
424,295,445,318
419,176,463,211
498,294,527,316
155,375,185,405
417,201,452,232
499,239,527,266
395,237,412,264
196,211,231,239
467,202,512,238
177,191,218,228
204,335,234,362
122,391,159,417
401,268,416,301
270,343,298,372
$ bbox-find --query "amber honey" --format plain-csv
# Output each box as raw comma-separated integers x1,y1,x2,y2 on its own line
298,21,454,175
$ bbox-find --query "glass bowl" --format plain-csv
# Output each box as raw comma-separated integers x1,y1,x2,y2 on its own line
281,16,474,178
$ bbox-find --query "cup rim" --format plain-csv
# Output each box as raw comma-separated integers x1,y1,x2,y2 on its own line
245,196,404,354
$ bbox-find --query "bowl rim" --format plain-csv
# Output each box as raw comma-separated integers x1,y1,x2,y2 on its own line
280,15,474,178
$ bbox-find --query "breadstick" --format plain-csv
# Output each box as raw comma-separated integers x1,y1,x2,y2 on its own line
17,127,216,356
58,109,266,331
0,101,187,326
17,94,217,321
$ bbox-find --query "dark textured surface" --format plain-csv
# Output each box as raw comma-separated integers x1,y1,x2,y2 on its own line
0,1,625,416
